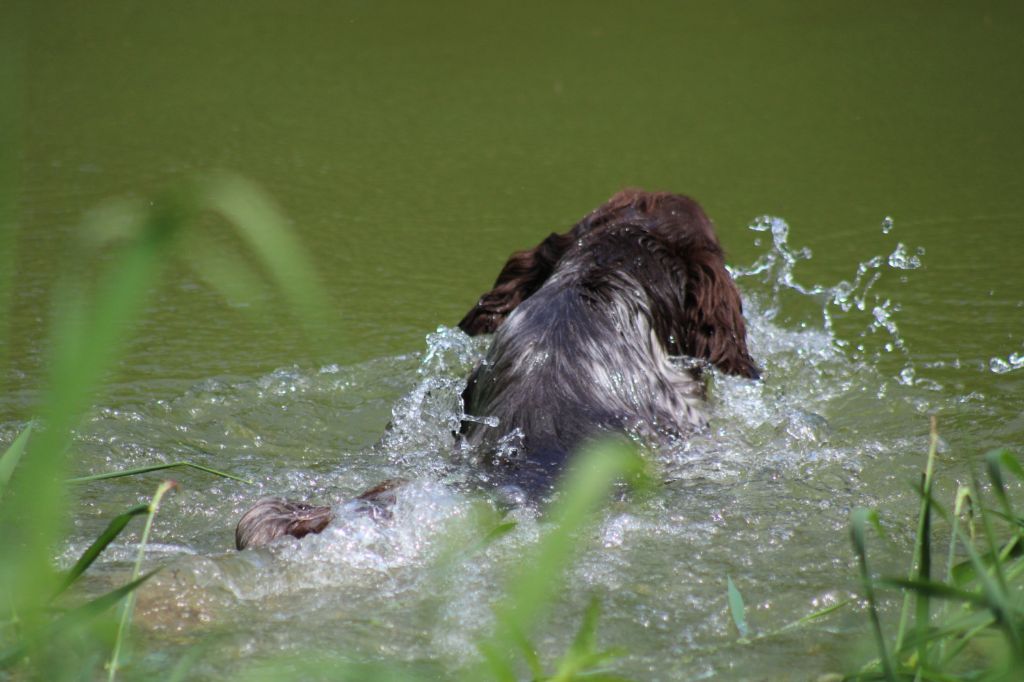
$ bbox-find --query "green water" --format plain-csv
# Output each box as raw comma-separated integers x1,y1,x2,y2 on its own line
4,1,1024,679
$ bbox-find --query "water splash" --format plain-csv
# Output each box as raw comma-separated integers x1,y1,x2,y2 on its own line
989,351,1024,374
887,242,922,270
380,326,486,467
732,215,925,387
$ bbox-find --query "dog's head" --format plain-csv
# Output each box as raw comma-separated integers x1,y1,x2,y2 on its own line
458,189,759,380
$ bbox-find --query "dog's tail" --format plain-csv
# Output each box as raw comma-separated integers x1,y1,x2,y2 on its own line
235,497,333,550
235,479,405,549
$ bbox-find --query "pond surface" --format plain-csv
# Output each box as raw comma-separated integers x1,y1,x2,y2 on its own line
3,1,1024,679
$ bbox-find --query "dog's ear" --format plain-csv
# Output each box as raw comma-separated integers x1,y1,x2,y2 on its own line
681,259,761,380
458,232,573,335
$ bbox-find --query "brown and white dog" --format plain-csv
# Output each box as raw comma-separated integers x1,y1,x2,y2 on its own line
236,190,759,550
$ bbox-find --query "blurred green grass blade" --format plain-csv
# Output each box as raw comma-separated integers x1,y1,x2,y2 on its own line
570,596,602,658
987,510,1024,529
948,541,1022,590
551,597,627,681
1,202,170,619
476,640,518,682
908,609,993,648
109,480,177,682
512,627,544,680
474,440,647,679
68,461,253,485
778,598,852,632
985,449,1024,526
969,472,1012,600
199,172,335,353
852,507,887,543
951,519,1023,659
0,172,330,678
896,417,938,656
850,507,897,682
163,644,207,682
0,570,158,668
554,597,600,677
946,486,972,587
182,229,271,310
475,520,518,551
881,578,988,608
914,472,934,667
0,423,32,496
985,448,1024,482
56,503,150,596
727,576,749,639
938,614,1003,668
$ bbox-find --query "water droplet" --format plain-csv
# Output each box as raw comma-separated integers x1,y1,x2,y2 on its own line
771,218,789,244
990,353,1024,374
990,357,1012,374
887,243,921,270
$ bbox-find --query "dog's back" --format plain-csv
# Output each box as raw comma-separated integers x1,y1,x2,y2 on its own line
459,191,759,493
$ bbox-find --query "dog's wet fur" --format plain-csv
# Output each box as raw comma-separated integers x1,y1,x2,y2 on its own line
235,190,758,550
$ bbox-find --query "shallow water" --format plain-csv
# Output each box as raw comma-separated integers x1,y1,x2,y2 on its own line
4,1,1024,679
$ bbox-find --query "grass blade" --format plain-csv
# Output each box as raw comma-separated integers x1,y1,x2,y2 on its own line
472,439,647,680
199,172,335,355
850,507,897,682
895,417,938,659
68,461,252,485
0,570,158,668
985,448,1024,483
880,578,988,608
107,480,177,681
0,423,32,497
778,598,853,632
945,486,972,586
1,200,169,624
950,514,1023,661
55,503,150,596
550,597,627,681
570,596,602,658
727,576,749,639
985,449,1024,544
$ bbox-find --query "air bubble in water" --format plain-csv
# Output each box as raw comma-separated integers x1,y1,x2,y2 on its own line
881,216,894,234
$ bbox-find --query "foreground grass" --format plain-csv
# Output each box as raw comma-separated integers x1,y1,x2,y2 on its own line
0,174,335,679
846,418,1024,681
